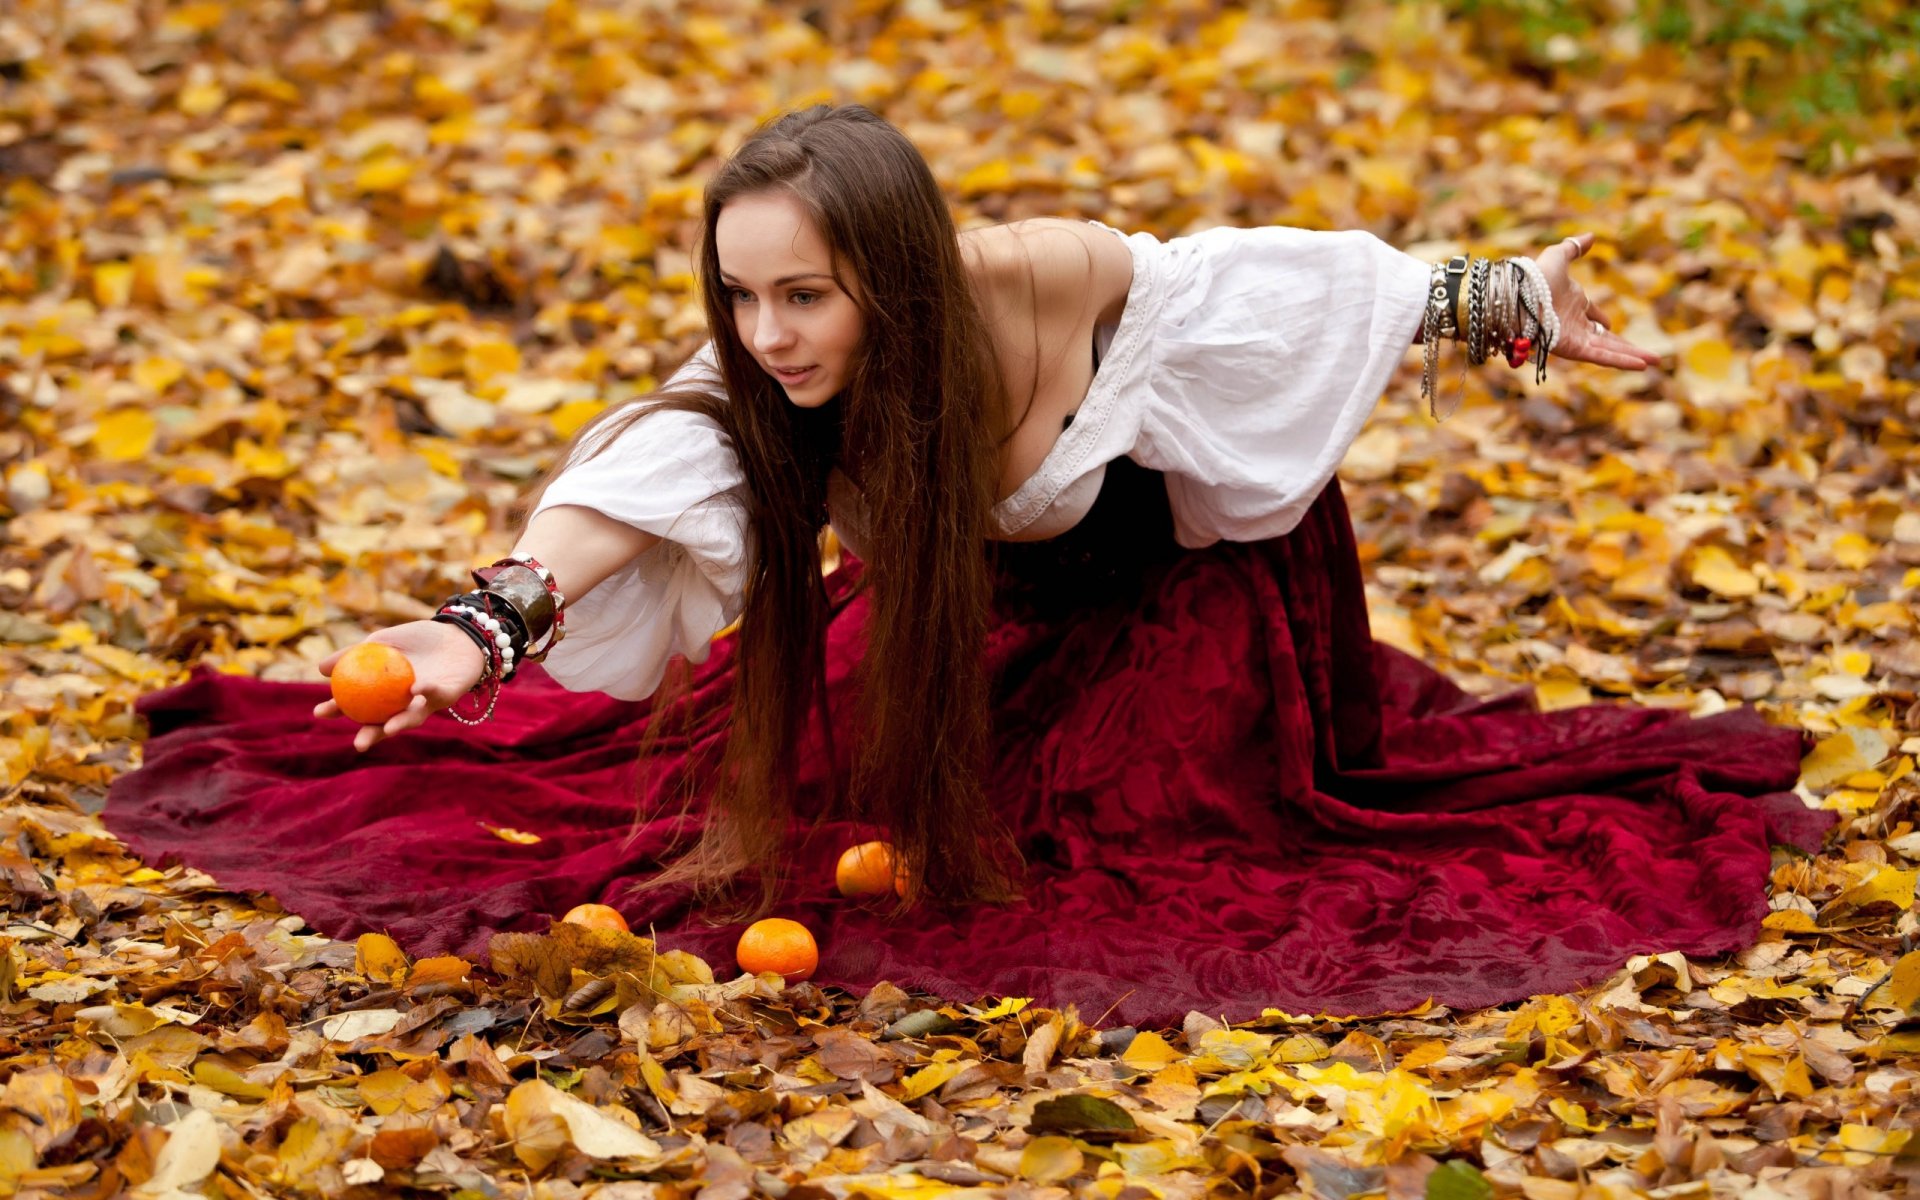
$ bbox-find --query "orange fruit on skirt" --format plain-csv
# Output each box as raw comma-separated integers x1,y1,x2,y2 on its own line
835,840,906,898
736,918,818,982
561,903,629,932
330,642,416,725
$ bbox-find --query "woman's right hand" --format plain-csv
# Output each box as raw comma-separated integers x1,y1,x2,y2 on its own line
312,620,490,752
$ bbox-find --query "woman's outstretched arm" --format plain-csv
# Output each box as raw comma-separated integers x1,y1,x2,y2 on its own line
510,505,662,609
310,505,661,752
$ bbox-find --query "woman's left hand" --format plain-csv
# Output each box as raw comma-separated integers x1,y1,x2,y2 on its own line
1534,232,1662,372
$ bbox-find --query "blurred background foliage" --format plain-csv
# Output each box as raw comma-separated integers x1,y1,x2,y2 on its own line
1445,0,1917,166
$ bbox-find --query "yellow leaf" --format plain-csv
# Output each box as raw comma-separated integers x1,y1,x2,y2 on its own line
1690,545,1759,598
0,1129,34,1191
1738,1046,1814,1099
163,2,227,34
1395,1040,1445,1071
956,160,1014,194
503,1082,569,1173
278,1117,354,1183
356,157,413,193
1821,788,1880,813
1762,909,1819,933
1019,1137,1083,1185
505,1080,659,1163
551,398,606,439
234,438,294,480
899,1060,962,1101
355,933,410,983
1683,337,1734,381
1801,727,1891,790
1837,649,1873,677
480,822,542,845
999,90,1046,120
409,341,463,378
1549,1099,1607,1132
464,338,523,385
1120,1030,1182,1071
1832,533,1874,570
193,1058,268,1099
134,356,186,393
1508,995,1583,1037
93,262,135,308
0,1070,80,1154
92,409,158,462
1826,867,1917,914
973,996,1031,1020
1535,676,1592,712
1883,950,1920,1012
409,956,471,989
178,77,226,117
1835,1124,1911,1157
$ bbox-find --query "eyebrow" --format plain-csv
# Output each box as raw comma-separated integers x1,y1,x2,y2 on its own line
718,272,834,288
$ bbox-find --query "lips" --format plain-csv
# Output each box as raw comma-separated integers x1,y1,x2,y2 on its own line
772,365,817,383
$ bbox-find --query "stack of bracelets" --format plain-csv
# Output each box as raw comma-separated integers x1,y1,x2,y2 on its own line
430,556,567,725
1421,252,1561,420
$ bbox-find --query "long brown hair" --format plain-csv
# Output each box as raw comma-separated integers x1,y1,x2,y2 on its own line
520,104,1022,913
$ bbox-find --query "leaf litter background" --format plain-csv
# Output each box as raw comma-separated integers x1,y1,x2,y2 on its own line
4,0,1920,1196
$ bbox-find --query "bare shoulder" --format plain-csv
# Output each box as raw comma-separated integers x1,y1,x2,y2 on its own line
960,218,1132,326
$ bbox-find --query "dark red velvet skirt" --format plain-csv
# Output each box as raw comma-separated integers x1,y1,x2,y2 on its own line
104,462,1830,1025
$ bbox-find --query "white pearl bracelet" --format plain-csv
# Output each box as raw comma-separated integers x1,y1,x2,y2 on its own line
447,602,518,680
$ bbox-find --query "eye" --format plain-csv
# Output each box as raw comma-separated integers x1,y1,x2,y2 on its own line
790,291,819,306
727,288,753,304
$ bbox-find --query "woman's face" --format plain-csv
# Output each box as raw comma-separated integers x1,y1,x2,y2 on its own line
714,191,864,409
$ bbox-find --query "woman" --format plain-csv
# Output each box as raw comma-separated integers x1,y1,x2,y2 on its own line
111,105,1825,1022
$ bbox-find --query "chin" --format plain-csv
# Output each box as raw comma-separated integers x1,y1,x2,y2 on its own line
785,383,838,409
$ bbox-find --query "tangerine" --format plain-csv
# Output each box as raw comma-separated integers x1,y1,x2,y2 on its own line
561,903,630,932
330,642,416,725
736,918,818,982
835,840,907,898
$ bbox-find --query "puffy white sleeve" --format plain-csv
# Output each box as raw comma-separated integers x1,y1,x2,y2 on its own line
527,343,750,701
1129,225,1432,547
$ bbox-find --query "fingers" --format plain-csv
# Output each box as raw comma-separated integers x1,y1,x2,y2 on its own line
326,693,430,752
1564,331,1661,371
384,694,429,736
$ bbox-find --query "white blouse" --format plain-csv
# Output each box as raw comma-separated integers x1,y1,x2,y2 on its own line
530,220,1432,699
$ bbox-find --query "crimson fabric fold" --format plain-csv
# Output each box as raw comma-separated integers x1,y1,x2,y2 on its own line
104,462,1830,1027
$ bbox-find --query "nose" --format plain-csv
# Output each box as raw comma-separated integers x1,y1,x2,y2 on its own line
751,306,795,356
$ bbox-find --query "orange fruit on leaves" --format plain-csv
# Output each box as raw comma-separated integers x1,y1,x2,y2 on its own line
836,840,907,898
736,918,818,982
561,903,629,932
330,642,416,725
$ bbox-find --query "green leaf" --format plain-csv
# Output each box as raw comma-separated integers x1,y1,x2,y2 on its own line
1427,1160,1493,1200
1027,1095,1139,1140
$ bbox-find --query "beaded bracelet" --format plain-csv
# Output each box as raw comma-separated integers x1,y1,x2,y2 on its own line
432,607,503,724
432,593,518,725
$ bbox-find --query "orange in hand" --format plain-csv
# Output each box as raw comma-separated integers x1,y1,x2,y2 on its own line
561,903,629,932
836,840,907,898
330,642,416,725
736,918,818,982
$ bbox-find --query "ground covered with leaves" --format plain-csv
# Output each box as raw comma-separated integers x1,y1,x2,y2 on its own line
5,0,1920,1196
